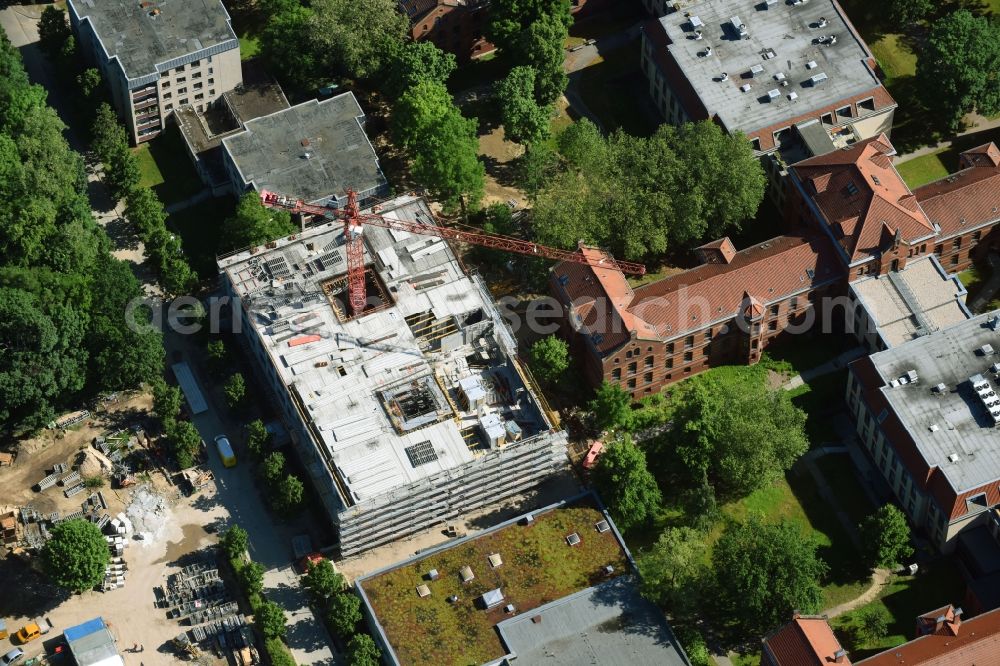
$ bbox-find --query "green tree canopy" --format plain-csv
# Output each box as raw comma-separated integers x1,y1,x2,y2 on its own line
528,335,569,384
273,473,304,515
515,13,570,105
311,0,409,80
257,601,288,639
496,66,551,146
886,0,933,25
326,592,363,638
713,515,827,637
667,367,808,498
382,41,457,99
259,4,322,91
860,504,914,570
588,381,633,432
917,10,1000,129
347,634,381,666
240,560,266,596
303,559,345,601
533,121,765,260
151,378,183,422
245,419,274,459
637,526,708,617
222,524,250,561
38,6,71,58
220,192,296,252
42,519,110,592
166,419,202,469
262,451,286,485
857,606,890,645
592,435,662,531
225,372,247,409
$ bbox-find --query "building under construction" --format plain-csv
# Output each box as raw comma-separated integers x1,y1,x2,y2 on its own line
218,195,568,556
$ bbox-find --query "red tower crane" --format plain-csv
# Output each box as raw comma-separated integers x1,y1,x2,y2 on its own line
259,189,646,315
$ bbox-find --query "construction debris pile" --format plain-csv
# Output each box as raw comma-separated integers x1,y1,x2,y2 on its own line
160,557,256,663
95,427,145,488
125,485,169,543
17,490,110,551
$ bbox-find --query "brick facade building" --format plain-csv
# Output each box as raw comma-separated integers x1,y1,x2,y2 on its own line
551,136,1000,399
400,0,493,62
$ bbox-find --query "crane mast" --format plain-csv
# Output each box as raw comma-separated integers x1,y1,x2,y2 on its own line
259,189,646,315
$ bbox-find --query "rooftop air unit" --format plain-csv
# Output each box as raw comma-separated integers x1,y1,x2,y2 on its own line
811,72,829,85
750,64,765,77
767,89,780,101
788,91,798,101
730,16,747,38
981,344,996,355
740,83,752,92
689,15,704,29
806,60,818,69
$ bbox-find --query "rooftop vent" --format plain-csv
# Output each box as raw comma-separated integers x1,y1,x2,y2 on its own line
689,15,704,29
730,15,747,37
416,584,431,598
427,568,439,580
929,424,939,432
788,91,798,101
595,519,611,533
934,382,947,393
740,83,752,92
981,344,996,356
907,369,919,384
991,362,1000,374
605,564,616,575
767,89,780,101
720,71,729,81
811,72,829,85
703,46,713,57
990,314,1000,331
806,60,818,69
818,17,828,28
460,566,475,583
488,553,502,568
774,72,786,81
750,64,765,77
694,30,703,40
566,532,581,546
948,453,960,463
504,603,516,614
447,595,459,603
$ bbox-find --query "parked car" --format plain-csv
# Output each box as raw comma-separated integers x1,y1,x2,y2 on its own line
214,435,236,468
14,619,50,644
2,648,24,665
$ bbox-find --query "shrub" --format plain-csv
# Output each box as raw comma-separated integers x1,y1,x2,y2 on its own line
264,637,297,666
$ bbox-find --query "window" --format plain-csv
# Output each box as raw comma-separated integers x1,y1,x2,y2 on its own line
194,93,204,100
858,97,876,112
175,65,185,73
162,92,172,100
666,343,674,354
627,379,637,389
968,493,989,511
684,367,692,375
192,72,202,79
644,372,653,385
193,82,203,90
684,335,694,349
209,89,215,96
628,362,637,375
769,304,779,316
161,81,170,88
208,78,214,85
164,103,172,111
176,76,186,83
790,297,799,309
178,87,187,94
684,351,693,363
768,321,778,331
836,105,853,119
973,230,982,242
644,356,654,369
750,137,761,151
934,244,943,256
191,59,200,67
951,255,959,266
953,237,962,250
666,358,674,369
821,112,834,125
208,67,214,74
179,98,189,105
704,329,712,342
612,368,621,380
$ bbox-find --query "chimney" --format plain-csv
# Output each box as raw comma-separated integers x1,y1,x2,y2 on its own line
833,648,847,663
948,607,963,635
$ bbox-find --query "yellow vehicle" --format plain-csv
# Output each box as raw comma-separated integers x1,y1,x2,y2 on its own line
214,435,237,468
15,619,51,644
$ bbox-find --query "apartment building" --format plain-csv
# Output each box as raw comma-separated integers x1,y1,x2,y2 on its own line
847,312,1000,551
218,194,568,556
640,0,896,202
221,92,388,208
67,0,242,144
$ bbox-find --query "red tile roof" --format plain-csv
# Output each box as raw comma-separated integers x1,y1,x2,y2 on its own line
857,605,1000,665
792,135,936,263
629,235,842,340
763,616,851,665
914,143,1000,240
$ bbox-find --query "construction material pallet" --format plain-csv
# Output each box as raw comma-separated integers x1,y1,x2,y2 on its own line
37,473,59,491
52,463,67,475
187,601,239,626
60,470,81,486
63,483,85,498
190,614,244,641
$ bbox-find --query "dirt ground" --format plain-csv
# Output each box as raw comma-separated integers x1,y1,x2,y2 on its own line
0,394,155,523
478,125,528,209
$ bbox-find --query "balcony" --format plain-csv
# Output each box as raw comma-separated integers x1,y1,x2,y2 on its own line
133,97,158,111
136,116,161,130
131,87,157,102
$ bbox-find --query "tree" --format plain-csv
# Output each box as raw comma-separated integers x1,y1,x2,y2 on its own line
222,524,250,561
515,13,570,105
224,373,247,409
587,381,632,432
159,254,197,295
529,335,568,384
917,11,1000,129
256,600,287,639
311,0,409,80
382,40,456,99
303,559,345,601
668,367,808,498
326,592,363,638
220,192,296,252
206,339,230,377
591,435,662,531
259,4,322,91
860,504,913,570
166,419,202,469
496,66,551,146
557,119,607,173
151,378,183,422
856,606,890,645
515,143,560,195
713,515,827,636
638,526,708,617
488,0,571,56
262,451,286,485
245,419,273,459
91,103,126,163
38,6,71,58
104,144,141,202
346,634,381,666
887,0,934,26
125,187,167,240
41,519,110,592
393,82,484,209
273,474,304,515
77,68,103,103
240,560,266,596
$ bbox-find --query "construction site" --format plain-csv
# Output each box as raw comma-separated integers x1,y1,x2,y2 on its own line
218,193,574,557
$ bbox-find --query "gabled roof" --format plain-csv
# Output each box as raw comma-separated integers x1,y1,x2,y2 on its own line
856,605,1000,665
763,615,850,665
792,135,936,263
914,142,1000,240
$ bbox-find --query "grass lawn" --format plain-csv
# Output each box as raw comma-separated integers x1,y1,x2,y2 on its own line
238,34,260,60
831,561,965,659
167,196,234,278
577,44,658,137
868,34,916,83
360,502,629,666
133,126,203,205
897,151,951,189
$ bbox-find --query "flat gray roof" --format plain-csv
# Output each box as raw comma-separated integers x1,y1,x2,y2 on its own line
871,312,1000,493
496,576,690,666
69,0,237,80
852,256,970,348
222,92,387,204
657,0,880,134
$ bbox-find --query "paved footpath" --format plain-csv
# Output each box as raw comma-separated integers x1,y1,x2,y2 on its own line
895,113,1000,163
